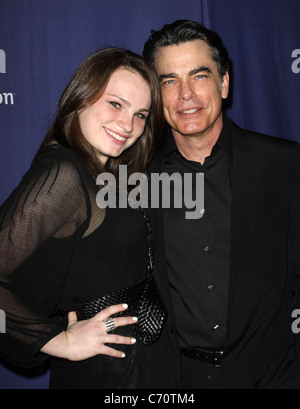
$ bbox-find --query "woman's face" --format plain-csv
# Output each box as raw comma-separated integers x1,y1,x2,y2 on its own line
79,68,152,164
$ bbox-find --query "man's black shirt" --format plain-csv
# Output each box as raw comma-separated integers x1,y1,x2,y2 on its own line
162,121,232,349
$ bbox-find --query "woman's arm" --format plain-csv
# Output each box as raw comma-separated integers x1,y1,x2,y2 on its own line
0,153,89,366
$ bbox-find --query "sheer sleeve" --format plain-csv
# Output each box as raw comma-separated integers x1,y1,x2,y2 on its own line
0,149,90,367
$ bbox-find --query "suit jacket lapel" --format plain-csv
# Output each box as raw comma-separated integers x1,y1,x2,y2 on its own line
226,119,252,340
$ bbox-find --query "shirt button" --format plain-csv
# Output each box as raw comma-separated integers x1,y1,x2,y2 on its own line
207,284,214,291
203,245,210,252
213,324,220,331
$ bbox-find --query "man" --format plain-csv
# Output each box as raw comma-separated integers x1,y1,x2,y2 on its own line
143,20,300,389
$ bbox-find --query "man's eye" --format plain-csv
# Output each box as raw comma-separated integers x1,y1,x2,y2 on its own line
162,80,176,86
109,101,121,108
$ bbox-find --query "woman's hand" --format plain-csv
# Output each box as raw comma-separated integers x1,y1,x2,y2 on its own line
41,304,137,361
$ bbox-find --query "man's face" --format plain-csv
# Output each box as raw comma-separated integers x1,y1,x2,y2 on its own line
154,40,229,140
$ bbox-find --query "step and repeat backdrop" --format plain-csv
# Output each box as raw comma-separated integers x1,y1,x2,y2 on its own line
0,0,300,388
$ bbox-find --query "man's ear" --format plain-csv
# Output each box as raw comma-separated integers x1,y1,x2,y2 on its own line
221,71,230,99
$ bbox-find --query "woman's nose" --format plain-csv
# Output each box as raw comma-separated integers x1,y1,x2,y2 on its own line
117,112,134,133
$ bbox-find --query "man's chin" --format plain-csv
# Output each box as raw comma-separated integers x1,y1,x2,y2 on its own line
172,126,207,138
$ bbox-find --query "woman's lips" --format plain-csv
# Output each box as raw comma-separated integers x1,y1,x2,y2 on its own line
104,127,129,144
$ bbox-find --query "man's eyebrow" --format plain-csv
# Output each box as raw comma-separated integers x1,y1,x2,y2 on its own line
159,73,178,81
189,66,212,76
159,66,213,81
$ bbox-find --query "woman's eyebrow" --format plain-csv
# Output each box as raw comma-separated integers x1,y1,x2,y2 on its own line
108,94,150,112
107,94,130,106
138,107,151,113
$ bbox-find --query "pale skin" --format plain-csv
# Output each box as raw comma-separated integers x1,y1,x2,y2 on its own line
41,305,138,360
154,40,229,164
41,68,152,360
79,68,151,165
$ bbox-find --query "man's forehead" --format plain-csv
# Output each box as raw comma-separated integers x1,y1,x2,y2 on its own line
154,40,216,74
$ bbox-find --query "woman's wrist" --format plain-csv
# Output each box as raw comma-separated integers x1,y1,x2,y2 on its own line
40,331,71,360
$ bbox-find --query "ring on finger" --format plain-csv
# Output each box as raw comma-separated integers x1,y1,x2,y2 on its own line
104,317,116,333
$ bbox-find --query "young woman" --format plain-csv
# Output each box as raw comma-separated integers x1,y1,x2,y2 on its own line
0,48,177,389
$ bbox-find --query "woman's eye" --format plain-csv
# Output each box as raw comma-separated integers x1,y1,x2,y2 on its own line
136,113,147,120
109,101,121,109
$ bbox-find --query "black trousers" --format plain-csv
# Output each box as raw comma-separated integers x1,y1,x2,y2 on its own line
181,345,300,389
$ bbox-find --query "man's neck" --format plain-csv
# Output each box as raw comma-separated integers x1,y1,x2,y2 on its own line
173,115,224,164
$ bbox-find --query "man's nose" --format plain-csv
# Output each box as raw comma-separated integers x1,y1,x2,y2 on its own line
179,80,196,101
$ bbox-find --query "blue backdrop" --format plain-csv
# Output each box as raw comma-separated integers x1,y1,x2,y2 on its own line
0,0,300,389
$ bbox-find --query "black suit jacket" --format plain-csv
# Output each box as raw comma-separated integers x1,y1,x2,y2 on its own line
150,115,300,389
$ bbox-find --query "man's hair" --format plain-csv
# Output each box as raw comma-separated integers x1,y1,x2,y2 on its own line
143,20,231,79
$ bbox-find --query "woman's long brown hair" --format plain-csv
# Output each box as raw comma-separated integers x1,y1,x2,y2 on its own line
36,48,165,179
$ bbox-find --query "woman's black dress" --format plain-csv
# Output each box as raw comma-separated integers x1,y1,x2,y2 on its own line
0,146,176,389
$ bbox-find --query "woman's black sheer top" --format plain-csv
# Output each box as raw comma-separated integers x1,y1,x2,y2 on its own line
0,146,174,389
